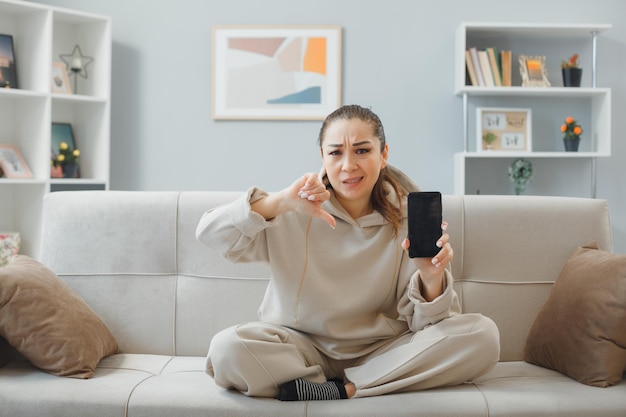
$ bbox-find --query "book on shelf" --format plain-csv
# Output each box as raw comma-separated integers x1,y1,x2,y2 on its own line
468,47,485,86
501,50,512,87
465,50,479,86
486,47,502,87
477,50,494,87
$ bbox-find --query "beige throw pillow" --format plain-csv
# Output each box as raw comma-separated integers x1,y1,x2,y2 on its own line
524,242,626,387
0,255,118,378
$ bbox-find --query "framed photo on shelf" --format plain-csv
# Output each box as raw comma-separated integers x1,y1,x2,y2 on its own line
0,34,18,89
477,107,532,152
519,55,550,87
0,144,32,178
211,25,342,120
51,62,71,94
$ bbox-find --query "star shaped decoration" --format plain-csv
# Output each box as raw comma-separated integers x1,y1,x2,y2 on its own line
60,44,94,79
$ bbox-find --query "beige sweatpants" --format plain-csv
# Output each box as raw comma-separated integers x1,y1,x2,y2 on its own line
206,313,500,398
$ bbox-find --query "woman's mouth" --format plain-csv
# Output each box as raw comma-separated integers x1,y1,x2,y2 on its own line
343,177,363,185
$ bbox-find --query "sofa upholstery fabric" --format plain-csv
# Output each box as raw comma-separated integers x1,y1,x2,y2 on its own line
0,191,624,417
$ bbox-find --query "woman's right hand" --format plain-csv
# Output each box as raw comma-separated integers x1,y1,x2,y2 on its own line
251,173,336,229
285,173,336,229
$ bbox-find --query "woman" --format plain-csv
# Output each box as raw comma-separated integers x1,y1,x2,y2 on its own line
196,104,500,401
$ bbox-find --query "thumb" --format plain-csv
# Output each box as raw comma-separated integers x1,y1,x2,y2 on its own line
318,209,336,229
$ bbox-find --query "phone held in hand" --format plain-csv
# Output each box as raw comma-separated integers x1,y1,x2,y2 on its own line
407,191,442,258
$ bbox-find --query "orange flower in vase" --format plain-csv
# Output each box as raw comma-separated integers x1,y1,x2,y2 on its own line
561,54,582,87
561,117,583,152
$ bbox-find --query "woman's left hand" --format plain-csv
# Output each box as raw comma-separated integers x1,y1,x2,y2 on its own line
402,222,453,302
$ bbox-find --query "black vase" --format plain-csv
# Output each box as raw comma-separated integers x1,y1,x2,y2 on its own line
62,164,78,178
563,137,580,152
562,68,582,87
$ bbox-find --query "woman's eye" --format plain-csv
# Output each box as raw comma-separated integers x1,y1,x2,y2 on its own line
329,150,341,156
356,148,371,154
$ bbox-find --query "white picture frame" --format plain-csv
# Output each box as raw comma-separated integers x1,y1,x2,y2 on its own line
476,107,532,152
0,144,33,179
51,61,71,94
211,25,342,120
519,55,550,88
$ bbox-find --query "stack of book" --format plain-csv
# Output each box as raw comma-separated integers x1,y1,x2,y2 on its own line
465,47,512,87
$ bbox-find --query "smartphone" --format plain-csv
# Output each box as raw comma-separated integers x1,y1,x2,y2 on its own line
407,191,442,258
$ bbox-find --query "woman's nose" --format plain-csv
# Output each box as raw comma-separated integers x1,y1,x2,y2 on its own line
342,153,356,171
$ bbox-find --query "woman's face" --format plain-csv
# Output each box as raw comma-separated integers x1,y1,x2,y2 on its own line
320,118,388,218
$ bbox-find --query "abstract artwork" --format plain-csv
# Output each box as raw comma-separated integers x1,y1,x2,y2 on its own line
211,25,342,120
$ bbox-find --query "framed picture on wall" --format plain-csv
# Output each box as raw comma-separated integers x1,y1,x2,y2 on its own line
211,25,342,120
476,108,532,152
0,34,18,89
0,144,32,178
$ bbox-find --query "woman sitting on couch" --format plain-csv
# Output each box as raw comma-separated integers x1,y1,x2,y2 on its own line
196,104,500,401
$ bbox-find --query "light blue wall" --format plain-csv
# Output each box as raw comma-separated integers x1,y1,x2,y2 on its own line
29,0,626,252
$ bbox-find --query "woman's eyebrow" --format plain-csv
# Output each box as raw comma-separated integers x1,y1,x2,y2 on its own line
325,140,372,148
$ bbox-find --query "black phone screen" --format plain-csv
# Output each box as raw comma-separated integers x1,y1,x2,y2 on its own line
407,191,442,258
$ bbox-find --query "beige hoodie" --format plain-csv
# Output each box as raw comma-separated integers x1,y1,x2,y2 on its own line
196,167,460,360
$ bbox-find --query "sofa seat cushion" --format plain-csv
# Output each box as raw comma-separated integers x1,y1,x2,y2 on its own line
0,255,118,378
95,356,489,417
2,355,626,417
524,242,626,387
472,361,626,417
0,353,307,417
126,356,307,417
0,358,152,417
306,383,487,417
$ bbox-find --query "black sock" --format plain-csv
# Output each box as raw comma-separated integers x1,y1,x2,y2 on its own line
278,378,348,401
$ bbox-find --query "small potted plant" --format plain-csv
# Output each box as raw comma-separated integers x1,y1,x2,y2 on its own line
561,116,583,152
561,53,582,87
482,131,497,150
51,141,80,178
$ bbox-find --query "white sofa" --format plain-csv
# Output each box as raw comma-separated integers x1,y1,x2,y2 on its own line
1,190,625,417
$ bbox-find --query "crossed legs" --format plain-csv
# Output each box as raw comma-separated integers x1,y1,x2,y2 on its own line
207,314,500,399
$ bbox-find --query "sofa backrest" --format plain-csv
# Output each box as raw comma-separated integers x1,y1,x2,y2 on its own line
39,191,612,361
446,195,611,360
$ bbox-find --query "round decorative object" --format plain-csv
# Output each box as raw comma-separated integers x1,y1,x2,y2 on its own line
508,158,534,195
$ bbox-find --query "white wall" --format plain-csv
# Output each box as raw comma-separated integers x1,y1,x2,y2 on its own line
29,0,626,252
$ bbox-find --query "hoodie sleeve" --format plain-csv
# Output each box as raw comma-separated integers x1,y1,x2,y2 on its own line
195,187,276,264
397,264,462,332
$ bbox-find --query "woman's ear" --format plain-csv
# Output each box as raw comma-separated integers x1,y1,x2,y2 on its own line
381,143,389,169
318,166,327,182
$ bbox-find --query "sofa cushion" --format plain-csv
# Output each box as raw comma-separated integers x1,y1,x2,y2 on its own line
0,255,118,378
524,242,626,387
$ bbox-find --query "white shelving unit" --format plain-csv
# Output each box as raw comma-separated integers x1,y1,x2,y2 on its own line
454,23,611,197
0,0,110,259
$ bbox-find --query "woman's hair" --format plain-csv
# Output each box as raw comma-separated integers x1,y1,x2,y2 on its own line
318,104,408,235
